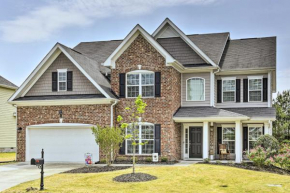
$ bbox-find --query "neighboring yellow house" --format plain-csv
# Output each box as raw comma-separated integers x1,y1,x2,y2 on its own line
0,76,17,152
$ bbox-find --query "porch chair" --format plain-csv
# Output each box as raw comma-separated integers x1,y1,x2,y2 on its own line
219,144,230,160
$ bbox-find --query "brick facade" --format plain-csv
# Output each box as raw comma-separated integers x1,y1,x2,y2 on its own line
111,34,182,160
16,105,111,161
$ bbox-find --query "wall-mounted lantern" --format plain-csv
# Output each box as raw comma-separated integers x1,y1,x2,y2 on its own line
17,127,22,133
59,110,63,123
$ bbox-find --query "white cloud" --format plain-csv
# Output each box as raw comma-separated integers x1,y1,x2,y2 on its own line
0,0,216,43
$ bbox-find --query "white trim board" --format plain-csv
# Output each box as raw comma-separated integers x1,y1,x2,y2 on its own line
9,43,112,101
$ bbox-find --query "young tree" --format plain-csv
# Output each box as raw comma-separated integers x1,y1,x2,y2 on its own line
91,126,125,166
273,90,290,142
117,95,147,174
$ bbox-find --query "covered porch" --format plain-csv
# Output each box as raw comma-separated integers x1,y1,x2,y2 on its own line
173,107,276,163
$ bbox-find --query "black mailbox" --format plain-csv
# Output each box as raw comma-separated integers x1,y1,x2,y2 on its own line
31,158,44,165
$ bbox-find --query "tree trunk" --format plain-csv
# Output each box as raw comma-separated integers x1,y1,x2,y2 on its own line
133,145,135,174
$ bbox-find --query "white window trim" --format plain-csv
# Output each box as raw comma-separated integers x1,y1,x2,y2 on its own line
57,69,67,92
222,126,235,154
125,122,154,155
248,76,263,102
126,70,155,98
248,126,263,152
186,77,205,101
222,78,236,103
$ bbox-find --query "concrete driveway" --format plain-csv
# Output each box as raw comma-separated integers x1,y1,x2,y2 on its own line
0,162,83,192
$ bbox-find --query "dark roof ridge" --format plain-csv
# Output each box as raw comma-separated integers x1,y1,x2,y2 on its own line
187,32,230,36
231,36,276,41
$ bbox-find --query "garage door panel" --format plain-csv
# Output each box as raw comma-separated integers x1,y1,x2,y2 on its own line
27,127,99,162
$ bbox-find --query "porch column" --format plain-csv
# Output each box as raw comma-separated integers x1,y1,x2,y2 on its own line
264,122,270,135
235,121,242,163
203,122,209,159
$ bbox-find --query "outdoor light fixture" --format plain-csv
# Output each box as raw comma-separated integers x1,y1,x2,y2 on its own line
17,127,22,133
59,110,63,123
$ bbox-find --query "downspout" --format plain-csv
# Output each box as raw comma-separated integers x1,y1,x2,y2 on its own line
111,100,118,127
13,105,17,160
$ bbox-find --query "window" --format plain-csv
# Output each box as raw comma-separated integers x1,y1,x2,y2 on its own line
248,126,263,150
249,78,262,101
222,79,235,102
185,128,188,154
127,71,154,98
58,69,67,91
186,78,205,101
126,124,154,155
222,127,235,153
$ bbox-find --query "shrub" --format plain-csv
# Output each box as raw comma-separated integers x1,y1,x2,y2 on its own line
248,146,267,167
116,156,127,162
145,157,152,162
203,158,210,163
255,135,280,152
100,159,106,164
216,160,222,164
161,157,168,162
228,161,235,165
274,143,290,170
241,161,247,166
130,157,138,163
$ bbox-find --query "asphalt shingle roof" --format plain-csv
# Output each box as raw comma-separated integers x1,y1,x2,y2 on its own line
157,37,207,65
14,94,105,101
174,107,247,118
58,43,116,98
174,107,276,119
0,76,18,89
219,37,276,70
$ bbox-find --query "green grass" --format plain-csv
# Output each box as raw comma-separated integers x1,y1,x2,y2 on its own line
4,164,290,193
0,152,16,162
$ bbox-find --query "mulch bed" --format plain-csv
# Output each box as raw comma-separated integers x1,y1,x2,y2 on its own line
199,162,290,176
98,161,177,165
63,166,131,174
113,173,157,182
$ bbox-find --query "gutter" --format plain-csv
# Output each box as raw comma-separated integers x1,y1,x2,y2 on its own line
110,100,118,127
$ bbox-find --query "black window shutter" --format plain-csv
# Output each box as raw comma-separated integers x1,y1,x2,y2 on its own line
236,79,241,102
155,72,161,97
119,73,126,98
243,79,248,102
263,78,268,102
263,126,265,135
119,140,126,155
217,127,222,154
217,80,222,103
243,127,248,151
67,71,73,91
154,124,161,155
52,72,58,91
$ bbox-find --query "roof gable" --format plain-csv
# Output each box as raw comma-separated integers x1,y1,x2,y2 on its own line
9,43,115,102
153,18,218,68
103,24,176,68
0,76,17,89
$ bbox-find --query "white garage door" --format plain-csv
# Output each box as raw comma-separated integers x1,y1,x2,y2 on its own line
26,125,99,162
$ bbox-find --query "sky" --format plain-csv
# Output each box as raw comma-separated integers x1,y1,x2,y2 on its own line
0,0,289,95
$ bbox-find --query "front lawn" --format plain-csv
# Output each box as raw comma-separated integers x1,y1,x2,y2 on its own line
4,164,290,193
0,152,16,162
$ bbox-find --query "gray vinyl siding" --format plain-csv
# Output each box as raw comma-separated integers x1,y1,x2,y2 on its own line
215,74,268,108
181,72,211,107
26,53,101,96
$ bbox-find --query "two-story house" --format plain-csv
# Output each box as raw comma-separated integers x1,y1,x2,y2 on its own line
9,18,276,163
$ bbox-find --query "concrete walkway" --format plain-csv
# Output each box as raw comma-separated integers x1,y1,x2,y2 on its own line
0,162,83,192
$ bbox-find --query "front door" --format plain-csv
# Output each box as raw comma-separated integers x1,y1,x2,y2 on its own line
189,127,203,158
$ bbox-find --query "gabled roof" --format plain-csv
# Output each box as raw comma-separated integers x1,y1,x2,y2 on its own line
9,43,116,102
187,32,229,65
220,37,276,70
0,76,18,89
152,18,218,68
103,24,177,68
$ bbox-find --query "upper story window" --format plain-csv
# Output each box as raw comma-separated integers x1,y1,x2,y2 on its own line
57,69,67,91
248,77,262,102
126,70,154,98
186,78,205,101
222,78,236,102
126,123,154,155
